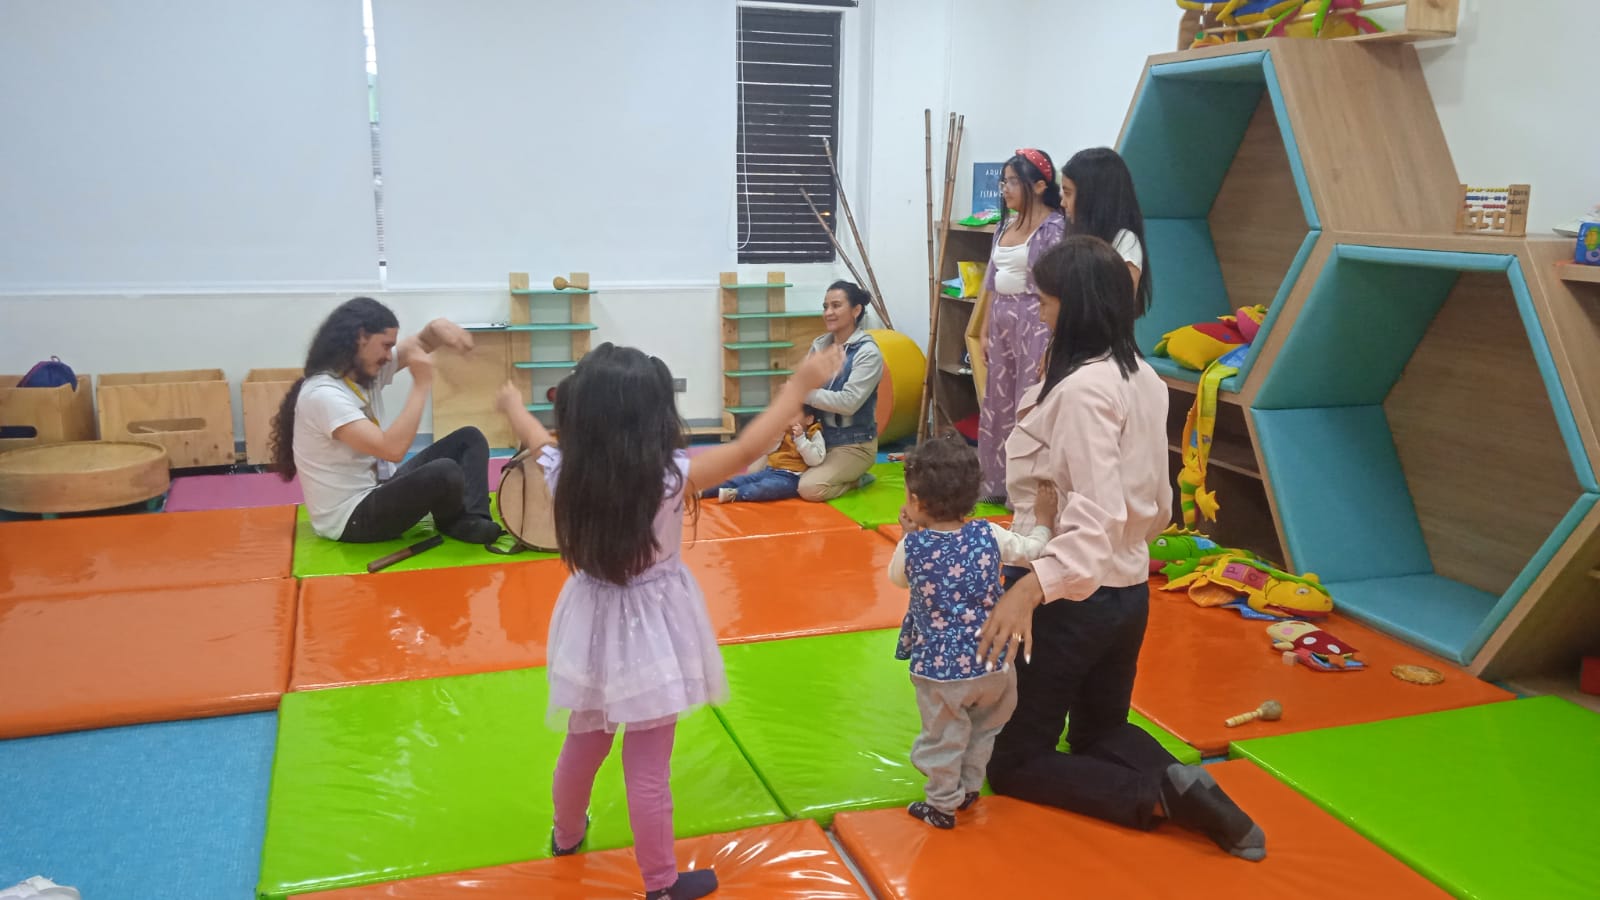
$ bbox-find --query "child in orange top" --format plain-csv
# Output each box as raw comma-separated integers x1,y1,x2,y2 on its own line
699,406,825,503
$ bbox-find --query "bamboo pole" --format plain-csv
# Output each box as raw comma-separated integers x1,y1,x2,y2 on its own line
820,136,892,330
799,186,870,290
917,109,938,443
925,113,963,438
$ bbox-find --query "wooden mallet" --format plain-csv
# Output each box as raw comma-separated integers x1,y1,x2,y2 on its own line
1224,699,1283,728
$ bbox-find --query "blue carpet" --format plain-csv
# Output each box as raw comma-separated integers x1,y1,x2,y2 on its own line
0,712,277,900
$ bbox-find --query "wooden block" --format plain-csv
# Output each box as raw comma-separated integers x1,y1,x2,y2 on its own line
0,440,169,514
96,369,234,468
0,375,96,452
1404,0,1460,34
240,368,303,465
433,330,514,449
508,272,531,326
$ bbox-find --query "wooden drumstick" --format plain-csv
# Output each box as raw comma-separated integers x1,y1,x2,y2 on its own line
367,534,444,574
1224,699,1282,728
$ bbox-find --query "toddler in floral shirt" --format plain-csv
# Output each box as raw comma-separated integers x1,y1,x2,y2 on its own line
889,435,1054,829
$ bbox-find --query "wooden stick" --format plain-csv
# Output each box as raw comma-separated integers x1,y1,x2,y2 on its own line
821,136,892,330
800,186,869,289
926,113,963,438
931,115,955,277
367,534,444,573
1200,0,1405,35
917,109,938,443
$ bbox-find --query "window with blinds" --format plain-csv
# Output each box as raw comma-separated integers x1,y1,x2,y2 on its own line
735,5,846,264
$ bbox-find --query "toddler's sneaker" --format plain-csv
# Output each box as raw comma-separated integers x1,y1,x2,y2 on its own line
907,801,955,829
717,487,738,504
0,878,80,900
957,790,981,811
644,869,718,899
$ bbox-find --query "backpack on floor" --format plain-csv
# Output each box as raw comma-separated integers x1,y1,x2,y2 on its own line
1,357,80,439
18,356,77,389
490,445,559,555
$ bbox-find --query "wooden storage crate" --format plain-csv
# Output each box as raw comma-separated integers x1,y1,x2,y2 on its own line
97,369,236,468
241,367,303,464
0,375,97,452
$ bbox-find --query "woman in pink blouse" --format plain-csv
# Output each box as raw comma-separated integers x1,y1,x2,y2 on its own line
975,236,1267,862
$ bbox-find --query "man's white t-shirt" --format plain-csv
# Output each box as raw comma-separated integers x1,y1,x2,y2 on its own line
295,360,398,539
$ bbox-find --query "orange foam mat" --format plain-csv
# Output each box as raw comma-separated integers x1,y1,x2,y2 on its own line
688,528,907,646
291,561,567,691
0,578,296,738
688,497,862,543
833,759,1451,900
0,505,295,597
293,531,906,691
291,819,869,899
1132,581,1513,756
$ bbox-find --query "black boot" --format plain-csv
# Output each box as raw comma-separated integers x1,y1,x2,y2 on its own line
644,869,718,899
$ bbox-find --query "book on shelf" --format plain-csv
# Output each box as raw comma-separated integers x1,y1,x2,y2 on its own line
971,162,1004,218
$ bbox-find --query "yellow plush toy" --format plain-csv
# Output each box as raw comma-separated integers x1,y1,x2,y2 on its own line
1154,305,1266,372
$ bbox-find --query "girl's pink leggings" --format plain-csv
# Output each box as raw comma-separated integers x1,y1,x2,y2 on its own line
552,722,678,891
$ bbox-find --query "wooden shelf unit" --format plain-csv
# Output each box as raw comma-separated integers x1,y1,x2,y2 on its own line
432,271,596,448
929,222,995,435
1556,261,1600,285
1162,384,1284,563
710,272,818,440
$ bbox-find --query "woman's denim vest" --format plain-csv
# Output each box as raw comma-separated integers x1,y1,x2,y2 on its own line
820,335,878,447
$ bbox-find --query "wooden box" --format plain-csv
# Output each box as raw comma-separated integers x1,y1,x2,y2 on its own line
97,369,236,468
0,375,97,452
241,368,303,464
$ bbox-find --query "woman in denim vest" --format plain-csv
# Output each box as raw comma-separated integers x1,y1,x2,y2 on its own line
798,280,882,501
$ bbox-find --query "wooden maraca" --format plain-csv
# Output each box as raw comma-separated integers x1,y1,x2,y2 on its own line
1224,699,1282,728
553,276,574,290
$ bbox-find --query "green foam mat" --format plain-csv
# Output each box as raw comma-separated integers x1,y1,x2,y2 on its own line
291,496,556,577
256,667,783,899
716,629,1198,825
1231,696,1600,899
825,462,1009,527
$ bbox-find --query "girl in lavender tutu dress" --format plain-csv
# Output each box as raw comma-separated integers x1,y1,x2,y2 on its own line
497,341,842,900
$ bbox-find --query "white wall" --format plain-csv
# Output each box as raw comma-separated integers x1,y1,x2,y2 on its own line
1415,0,1599,233
860,0,1174,351
3,0,1595,441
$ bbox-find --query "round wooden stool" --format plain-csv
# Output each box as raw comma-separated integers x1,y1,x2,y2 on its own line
0,441,170,514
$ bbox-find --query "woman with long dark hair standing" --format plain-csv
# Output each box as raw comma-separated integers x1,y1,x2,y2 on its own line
976,148,1066,504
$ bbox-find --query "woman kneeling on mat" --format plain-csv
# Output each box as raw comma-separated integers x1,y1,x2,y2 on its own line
271,297,501,545
976,236,1267,861
798,280,881,502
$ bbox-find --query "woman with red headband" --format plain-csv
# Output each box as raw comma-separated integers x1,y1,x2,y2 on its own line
976,147,1066,504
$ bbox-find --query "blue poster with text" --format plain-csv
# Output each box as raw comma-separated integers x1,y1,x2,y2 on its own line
972,162,1004,217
